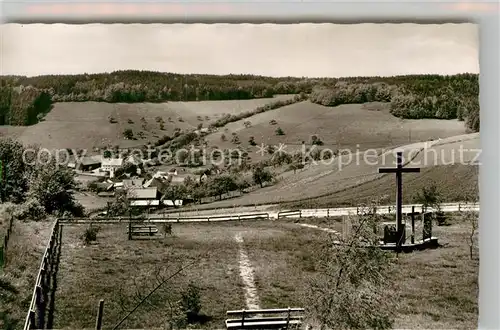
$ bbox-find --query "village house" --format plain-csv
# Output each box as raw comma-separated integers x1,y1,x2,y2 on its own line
77,155,102,172
169,174,195,185
123,178,144,190
143,177,168,191
125,154,142,166
102,158,124,178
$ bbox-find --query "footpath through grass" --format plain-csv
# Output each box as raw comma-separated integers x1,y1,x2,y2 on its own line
51,216,477,329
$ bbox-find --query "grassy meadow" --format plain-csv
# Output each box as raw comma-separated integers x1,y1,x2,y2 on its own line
47,216,478,329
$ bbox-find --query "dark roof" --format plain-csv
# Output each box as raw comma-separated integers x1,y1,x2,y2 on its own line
79,155,102,166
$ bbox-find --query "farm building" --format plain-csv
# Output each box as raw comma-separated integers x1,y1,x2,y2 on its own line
162,199,184,207
169,174,199,185
123,179,144,189
143,177,168,191
127,187,161,207
77,155,102,171
97,191,115,198
125,154,142,166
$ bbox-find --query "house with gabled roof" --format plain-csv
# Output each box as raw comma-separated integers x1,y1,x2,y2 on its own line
102,158,124,178
127,187,161,207
143,177,168,191
77,155,102,172
123,178,144,189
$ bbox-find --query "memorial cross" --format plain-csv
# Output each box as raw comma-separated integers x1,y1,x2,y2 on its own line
378,151,420,242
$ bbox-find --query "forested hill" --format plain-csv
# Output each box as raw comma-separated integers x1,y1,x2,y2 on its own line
0,71,479,132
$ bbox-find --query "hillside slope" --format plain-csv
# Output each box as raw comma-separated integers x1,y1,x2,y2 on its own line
0,95,295,151
205,101,467,156
186,133,479,209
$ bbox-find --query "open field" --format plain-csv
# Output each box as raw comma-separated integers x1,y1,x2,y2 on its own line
0,95,295,152
50,216,477,329
54,221,248,329
205,101,467,155
179,134,479,210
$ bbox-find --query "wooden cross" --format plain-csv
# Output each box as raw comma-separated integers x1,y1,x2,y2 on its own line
378,151,420,238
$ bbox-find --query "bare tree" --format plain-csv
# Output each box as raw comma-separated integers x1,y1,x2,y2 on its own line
114,263,198,329
305,205,398,330
462,183,479,260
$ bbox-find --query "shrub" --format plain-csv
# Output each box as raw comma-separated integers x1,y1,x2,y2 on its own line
230,134,240,144
178,117,184,122
220,134,227,142
155,116,163,123
248,136,257,146
269,119,277,125
155,135,172,147
123,128,134,139
275,127,285,135
127,119,134,124
14,198,46,221
82,225,100,245
311,135,324,146
180,282,203,323
109,116,117,124
163,223,172,235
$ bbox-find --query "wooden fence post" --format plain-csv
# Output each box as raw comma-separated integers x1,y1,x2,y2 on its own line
2,236,7,266
29,309,36,329
241,309,245,327
58,222,63,243
128,221,132,240
35,285,44,328
95,299,104,330
285,307,291,329
411,206,415,244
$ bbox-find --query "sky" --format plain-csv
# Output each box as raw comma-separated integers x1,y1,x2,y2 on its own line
1,23,479,78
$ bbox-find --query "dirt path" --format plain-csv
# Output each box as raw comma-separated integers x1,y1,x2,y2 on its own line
234,233,260,310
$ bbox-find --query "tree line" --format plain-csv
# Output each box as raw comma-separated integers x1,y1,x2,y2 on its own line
0,71,479,132
309,73,479,132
